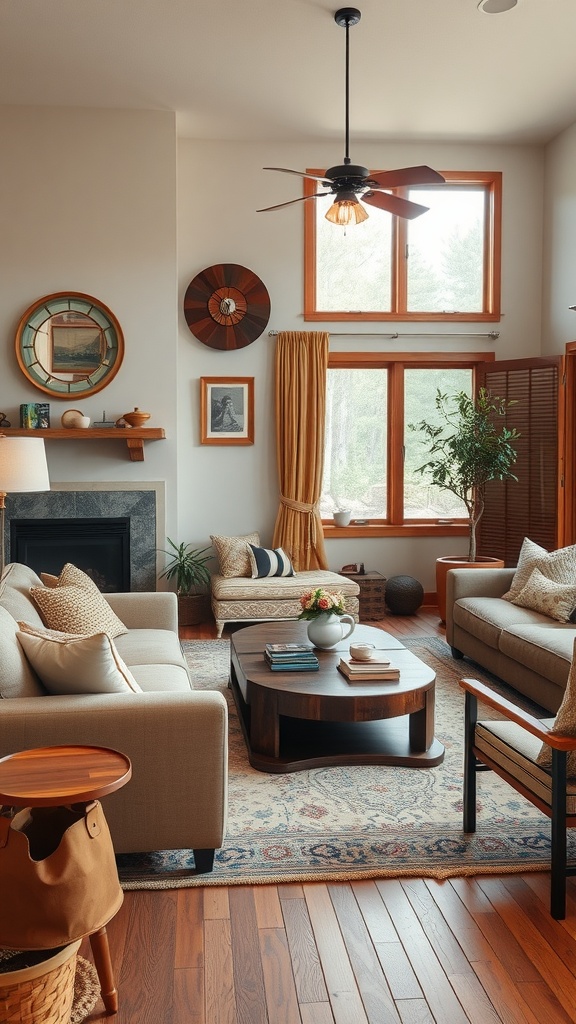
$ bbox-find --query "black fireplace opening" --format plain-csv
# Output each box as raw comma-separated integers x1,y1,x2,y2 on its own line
10,518,131,592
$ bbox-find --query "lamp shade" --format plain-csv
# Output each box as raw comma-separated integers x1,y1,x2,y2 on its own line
0,436,50,494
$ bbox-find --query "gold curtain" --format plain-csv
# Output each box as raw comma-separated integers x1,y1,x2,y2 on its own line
272,331,329,571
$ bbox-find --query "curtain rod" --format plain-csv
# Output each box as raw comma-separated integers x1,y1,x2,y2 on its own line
268,330,500,340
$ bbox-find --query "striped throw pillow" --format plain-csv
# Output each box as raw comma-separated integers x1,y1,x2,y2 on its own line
248,544,294,579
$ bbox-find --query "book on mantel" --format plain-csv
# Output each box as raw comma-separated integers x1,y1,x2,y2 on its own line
337,656,400,682
264,644,319,672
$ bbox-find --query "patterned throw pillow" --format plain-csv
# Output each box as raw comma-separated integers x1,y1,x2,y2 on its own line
510,567,576,623
247,544,294,579
537,639,576,776
210,532,260,578
503,538,576,602
17,622,141,695
30,562,127,638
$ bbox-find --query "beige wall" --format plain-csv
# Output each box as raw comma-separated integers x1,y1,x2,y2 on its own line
0,107,562,589
542,122,576,353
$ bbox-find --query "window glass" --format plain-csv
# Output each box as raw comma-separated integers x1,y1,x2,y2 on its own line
321,368,387,518
315,194,392,312
407,188,485,313
404,368,473,518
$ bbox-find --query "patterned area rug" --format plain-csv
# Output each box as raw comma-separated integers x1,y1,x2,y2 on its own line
118,636,572,889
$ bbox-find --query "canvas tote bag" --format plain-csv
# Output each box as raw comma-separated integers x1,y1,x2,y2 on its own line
0,800,123,950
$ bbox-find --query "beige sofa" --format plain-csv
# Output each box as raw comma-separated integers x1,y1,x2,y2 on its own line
0,562,228,871
446,567,576,713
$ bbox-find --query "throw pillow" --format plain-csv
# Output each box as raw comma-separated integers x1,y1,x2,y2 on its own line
40,572,59,588
503,538,576,602
210,532,260,578
510,567,576,623
16,623,141,695
537,639,576,776
29,562,127,638
248,543,294,579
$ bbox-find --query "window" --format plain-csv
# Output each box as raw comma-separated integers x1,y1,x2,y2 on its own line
321,352,493,535
304,172,501,322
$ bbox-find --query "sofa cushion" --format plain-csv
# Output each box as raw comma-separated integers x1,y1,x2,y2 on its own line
0,562,46,629
210,532,260,578
510,567,576,623
503,538,576,603
499,623,576,688
130,663,193,692
0,606,45,699
30,562,127,638
452,596,551,651
114,629,191,673
211,569,360,602
536,639,576,776
16,625,142,695
248,544,294,579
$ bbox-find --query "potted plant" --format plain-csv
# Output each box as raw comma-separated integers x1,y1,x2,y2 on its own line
159,538,213,626
409,388,520,621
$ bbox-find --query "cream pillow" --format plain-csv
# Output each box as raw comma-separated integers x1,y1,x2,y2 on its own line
537,639,576,776
30,562,127,638
16,623,141,695
510,567,576,623
503,538,576,602
210,532,260,578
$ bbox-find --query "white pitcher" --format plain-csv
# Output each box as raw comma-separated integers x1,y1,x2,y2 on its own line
306,612,355,650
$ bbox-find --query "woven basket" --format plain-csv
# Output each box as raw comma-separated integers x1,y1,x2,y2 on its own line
0,940,80,1024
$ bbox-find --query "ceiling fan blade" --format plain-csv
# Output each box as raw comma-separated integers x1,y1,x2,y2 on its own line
368,166,445,189
263,167,329,182
257,193,329,213
363,190,429,220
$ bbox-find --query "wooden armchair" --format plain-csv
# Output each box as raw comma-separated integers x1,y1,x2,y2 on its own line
460,676,576,920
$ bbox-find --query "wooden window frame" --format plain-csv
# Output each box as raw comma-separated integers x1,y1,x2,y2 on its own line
304,171,502,322
323,351,495,539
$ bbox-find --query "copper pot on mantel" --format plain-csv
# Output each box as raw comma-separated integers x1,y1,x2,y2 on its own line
122,408,151,428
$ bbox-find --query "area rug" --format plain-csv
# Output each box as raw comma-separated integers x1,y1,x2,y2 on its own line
118,636,574,889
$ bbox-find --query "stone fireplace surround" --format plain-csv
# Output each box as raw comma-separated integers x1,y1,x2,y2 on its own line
3,481,165,592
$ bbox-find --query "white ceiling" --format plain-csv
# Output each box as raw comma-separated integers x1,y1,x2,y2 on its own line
1,0,575,145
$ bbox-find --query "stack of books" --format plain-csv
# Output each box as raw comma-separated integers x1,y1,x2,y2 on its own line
264,643,320,672
337,654,400,683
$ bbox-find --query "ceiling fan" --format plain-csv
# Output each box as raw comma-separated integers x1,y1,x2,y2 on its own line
257,7,445,226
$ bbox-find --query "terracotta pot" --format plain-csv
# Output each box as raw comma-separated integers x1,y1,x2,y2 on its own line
436,555,505,624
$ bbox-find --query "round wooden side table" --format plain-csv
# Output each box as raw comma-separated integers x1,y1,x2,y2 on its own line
0,744,132,1015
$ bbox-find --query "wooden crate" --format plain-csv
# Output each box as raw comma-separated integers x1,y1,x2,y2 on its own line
342,571,386,621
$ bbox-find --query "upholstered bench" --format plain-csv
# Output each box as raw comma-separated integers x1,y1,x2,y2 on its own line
210,569,360,638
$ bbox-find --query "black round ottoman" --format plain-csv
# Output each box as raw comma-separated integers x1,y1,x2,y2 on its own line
385,575,424,615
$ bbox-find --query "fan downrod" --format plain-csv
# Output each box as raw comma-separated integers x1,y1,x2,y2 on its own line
334,7,361,28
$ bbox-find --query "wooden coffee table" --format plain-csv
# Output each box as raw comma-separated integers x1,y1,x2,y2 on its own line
230,622,445,773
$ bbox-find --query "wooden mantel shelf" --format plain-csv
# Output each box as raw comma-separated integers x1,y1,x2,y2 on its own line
0,427,166,462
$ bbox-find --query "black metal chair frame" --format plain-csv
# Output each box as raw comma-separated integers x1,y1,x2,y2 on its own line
461,676,576,920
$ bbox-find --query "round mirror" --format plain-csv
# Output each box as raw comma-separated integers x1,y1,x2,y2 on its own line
15,292,125,398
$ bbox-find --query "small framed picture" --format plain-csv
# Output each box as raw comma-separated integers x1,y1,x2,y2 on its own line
200,377,254,445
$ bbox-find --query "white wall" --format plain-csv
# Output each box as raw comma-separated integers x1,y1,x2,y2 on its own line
0,107,180,539
177,138,544,589
542,123,576,353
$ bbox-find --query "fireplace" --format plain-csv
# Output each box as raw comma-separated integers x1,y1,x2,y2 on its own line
3,483,163,592
11,517,131,592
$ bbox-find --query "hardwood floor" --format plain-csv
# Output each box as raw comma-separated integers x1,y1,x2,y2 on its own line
82,608,576,1023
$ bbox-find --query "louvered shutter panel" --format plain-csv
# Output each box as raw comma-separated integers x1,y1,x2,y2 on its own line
476,357,561,566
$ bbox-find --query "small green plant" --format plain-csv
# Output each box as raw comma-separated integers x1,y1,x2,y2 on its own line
409,388,520,562
159,538,212,595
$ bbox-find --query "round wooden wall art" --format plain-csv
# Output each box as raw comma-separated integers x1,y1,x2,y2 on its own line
183,264,270,350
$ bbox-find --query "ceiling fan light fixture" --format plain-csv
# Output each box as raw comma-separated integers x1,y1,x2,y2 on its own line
325,193,369,226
